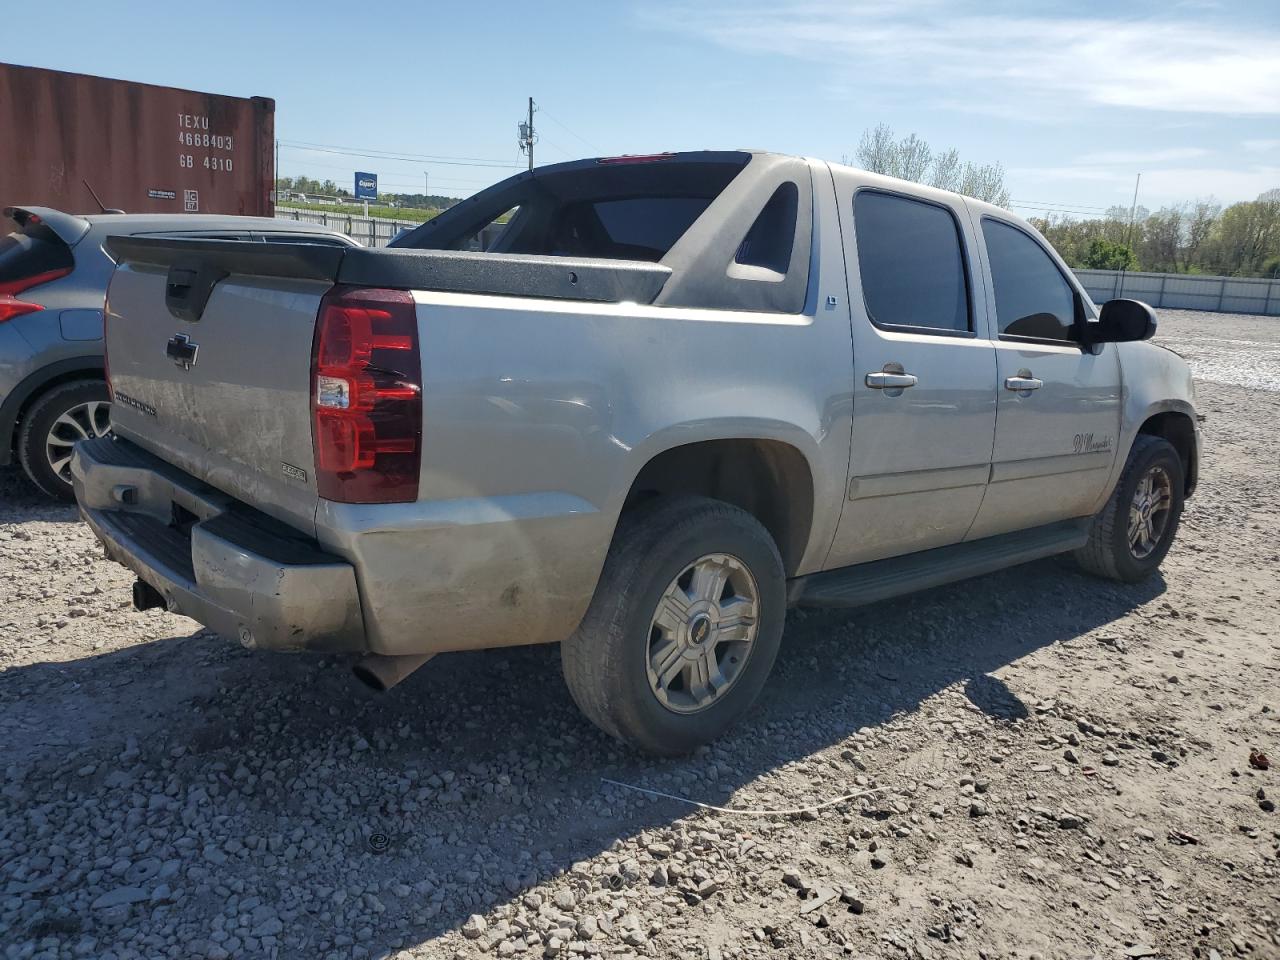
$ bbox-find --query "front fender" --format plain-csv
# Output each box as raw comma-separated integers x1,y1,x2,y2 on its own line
1098,342,1200,506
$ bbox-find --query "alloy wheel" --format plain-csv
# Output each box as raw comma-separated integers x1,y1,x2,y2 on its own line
45,400,111,485
1127,464,1173,560
646,553,759,715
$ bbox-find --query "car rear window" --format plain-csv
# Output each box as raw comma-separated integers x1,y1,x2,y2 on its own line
0,223,74,288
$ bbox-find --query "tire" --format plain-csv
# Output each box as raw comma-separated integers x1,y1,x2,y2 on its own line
17,379,112,502
561,496,786,756
1074,434,1184,583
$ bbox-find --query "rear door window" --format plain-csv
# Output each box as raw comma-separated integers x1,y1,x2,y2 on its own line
981,219,1078,342
853,191,970,334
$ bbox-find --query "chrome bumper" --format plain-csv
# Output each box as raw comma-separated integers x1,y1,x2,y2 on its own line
72,437,365,652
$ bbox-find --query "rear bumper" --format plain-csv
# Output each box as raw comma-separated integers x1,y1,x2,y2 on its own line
73,435,612,657
72,436,365,652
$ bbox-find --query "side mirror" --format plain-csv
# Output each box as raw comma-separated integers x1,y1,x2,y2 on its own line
1089,299,1157,344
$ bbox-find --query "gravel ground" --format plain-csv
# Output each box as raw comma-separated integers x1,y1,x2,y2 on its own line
1,309,1277,960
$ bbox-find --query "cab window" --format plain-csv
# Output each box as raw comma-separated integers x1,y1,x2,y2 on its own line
982,219,1078,342
853,191,971,334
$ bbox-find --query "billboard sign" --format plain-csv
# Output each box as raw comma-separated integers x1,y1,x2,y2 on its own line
354,171,377,200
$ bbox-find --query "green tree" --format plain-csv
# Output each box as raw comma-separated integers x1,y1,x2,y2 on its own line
1080,237,1138,271
1202,189,1280,276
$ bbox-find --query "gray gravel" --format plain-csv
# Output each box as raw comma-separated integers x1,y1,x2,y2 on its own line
1,309,1278,959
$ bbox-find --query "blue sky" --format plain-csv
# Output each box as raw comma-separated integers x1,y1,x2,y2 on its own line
8,0,1279,218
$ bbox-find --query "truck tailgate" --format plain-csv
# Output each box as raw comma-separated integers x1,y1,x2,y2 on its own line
103,240,342,535
101,233,672,535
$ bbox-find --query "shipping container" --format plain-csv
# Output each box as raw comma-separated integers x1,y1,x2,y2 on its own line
0,62,274,232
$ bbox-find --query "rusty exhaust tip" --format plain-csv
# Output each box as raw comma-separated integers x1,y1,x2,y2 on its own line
352,653,434,692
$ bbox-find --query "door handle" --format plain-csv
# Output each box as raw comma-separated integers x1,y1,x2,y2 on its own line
1004,376,1043,392
866,371,918,389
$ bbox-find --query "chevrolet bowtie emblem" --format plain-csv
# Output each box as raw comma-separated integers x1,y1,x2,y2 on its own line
166,333,199,371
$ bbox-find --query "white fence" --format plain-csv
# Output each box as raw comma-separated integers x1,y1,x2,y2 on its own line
273,206,506,250
1074,269,1280,316
274,206,419,247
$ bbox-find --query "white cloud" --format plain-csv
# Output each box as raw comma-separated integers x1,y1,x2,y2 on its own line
1008,166,1129,183
1010,164,1280,205
1138,165,1280,201
1243,139,1280,153
648,2,1280,116
1074,148,1211,165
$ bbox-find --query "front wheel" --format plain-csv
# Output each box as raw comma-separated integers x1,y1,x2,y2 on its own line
561,496,786,756
1074,435,1185,583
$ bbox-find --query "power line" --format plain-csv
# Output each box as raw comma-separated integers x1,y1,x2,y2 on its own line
1011,198,1112,212
279,139,512,165
534,132,578,160
1008,203,1124,218
279,141,517,169
279,157,498,188
280,155,495,180
537,106,603,154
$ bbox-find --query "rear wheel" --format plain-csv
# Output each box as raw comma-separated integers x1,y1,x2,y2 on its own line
17,380,111,501
1074,434,1184,583
561,496,786,756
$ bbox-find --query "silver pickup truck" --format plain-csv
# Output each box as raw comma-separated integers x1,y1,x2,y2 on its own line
74,151,1200,754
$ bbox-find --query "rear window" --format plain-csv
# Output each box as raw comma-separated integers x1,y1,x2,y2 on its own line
0,224,73,288
580,198,711,259
395,156,749,262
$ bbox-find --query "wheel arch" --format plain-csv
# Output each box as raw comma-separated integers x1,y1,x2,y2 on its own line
0,357,105,466
1137,408,1198,496
620,436,817,577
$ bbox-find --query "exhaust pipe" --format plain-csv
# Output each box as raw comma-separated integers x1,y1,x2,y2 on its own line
352,653,434,691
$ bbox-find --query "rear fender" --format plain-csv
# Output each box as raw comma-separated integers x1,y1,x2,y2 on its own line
0,356,104,465
614,416,834,574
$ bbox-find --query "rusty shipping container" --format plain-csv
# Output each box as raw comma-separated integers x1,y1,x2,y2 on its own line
0,62,274,232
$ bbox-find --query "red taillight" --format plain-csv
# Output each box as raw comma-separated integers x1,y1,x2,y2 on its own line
311,286,422,503
0,267,72,296
0,297,43,323
0,267,71,323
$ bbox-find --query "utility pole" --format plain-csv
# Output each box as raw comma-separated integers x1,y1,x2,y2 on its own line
1117,172,1141,298
423,171,429,204
1124,173,1142,252
518,97,537,171
274,139,280,207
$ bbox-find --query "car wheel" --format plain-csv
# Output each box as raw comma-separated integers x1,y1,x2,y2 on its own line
1074,434,1184,583
17,380,112,502
561,496,786,756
